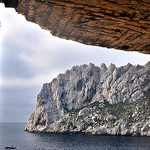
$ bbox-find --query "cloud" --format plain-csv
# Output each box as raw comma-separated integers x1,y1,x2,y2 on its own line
1,73,60,88
1,4,150,84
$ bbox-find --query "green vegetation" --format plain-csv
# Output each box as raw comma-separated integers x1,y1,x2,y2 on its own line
66,89,150,128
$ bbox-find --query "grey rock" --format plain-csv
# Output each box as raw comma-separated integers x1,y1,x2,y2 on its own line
25,62,150,136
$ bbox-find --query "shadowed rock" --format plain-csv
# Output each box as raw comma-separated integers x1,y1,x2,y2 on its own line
2,0,18,8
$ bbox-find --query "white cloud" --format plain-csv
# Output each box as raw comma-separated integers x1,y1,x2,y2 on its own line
1,72,60,88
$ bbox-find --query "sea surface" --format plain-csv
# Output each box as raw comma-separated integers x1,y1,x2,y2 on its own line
0,123,150,150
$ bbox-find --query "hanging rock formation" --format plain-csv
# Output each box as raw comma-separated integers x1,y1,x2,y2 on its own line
1,0,150,54
25,62,150,136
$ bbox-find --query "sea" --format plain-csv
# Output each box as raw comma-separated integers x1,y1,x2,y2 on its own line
0,123,150,150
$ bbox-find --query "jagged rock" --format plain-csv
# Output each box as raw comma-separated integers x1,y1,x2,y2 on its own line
25,62,150,136
78,108,91,117
1,0,150,53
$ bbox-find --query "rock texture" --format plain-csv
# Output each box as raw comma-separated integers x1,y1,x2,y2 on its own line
1,0,150,54
25,62,150,136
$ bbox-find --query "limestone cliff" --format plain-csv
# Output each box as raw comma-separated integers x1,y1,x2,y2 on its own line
25,62,150,136
1,0,150,54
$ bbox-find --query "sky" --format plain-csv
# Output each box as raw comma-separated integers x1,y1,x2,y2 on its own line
0,3,150,123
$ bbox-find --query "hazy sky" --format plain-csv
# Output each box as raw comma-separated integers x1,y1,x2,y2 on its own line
0,3,150,122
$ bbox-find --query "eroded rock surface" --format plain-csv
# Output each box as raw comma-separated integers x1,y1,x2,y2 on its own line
1,0,150,54
25,62,150,136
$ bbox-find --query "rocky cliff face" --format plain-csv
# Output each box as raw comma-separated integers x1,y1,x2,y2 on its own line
25,62,150,136
1,0,150,54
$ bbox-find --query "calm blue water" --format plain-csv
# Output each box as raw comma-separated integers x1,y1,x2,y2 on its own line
0,123,150,150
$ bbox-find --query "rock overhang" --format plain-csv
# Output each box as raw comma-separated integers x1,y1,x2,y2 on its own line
0,0,150,54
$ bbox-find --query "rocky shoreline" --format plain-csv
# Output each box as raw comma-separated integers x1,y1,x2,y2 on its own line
25,62,150,136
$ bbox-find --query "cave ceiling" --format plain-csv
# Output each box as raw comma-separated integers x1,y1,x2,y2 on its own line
1,0,150,54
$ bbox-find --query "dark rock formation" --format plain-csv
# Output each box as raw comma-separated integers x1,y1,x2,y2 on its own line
1,0,150,54
2,0,18,8
25,62,150,136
